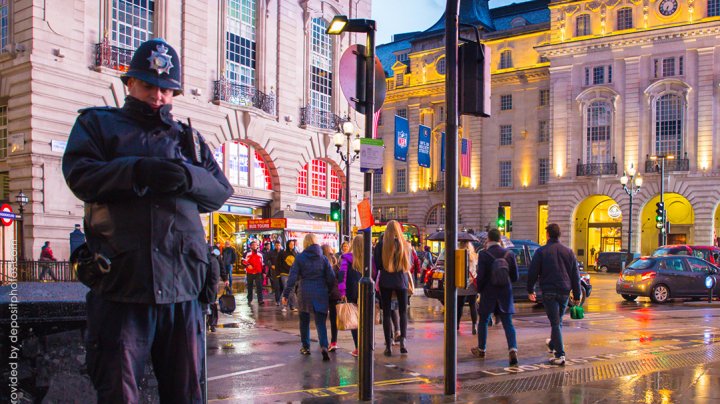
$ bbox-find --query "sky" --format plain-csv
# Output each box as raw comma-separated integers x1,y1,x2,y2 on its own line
372,0,520,45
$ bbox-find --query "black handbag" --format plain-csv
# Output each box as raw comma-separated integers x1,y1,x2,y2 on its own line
219,287,236,314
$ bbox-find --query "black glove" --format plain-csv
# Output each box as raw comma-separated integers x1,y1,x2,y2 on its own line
135,158,189,194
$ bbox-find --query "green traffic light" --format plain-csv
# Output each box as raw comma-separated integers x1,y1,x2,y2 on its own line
655,215,663,222
497,218,505,226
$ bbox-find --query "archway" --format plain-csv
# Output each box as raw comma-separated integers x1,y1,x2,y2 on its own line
639,193,694,255
573,195,623,269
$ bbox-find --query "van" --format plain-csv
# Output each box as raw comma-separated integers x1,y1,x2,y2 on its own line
596,251,639,273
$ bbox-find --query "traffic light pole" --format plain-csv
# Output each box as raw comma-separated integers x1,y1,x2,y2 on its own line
660,157,666,246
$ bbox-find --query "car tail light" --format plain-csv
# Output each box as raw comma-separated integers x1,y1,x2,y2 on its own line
640,271,656,281
424,270,431,284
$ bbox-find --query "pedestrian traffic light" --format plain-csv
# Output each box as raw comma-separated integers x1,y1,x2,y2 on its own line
497,206,506,230
506,220,513,233
330,202,341,222
655,202,664,229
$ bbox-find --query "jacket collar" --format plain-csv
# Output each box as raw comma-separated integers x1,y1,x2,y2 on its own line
303,244,322,256
122,96,174,126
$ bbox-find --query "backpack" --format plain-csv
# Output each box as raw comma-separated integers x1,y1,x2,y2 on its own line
485,250,511,287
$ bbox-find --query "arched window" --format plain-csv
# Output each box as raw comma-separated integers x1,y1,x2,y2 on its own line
310,18,333,113
576,14,591,37
296,159,341,199
436,57,446,75
225,0,257,86
510,17,528,28
617,7,633,30
499,50,513,69
224,141,271,190
655,94,684,157
253,151,272,190
585,101,612,164
425,204,446,227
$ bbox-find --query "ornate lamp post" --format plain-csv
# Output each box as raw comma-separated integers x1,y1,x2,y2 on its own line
620,164,642,264
16,190,29,262
333,119,361,242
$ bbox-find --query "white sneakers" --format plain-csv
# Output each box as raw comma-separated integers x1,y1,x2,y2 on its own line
549,356,566,366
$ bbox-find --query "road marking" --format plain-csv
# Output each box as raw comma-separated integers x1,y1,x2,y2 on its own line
207,363,284,381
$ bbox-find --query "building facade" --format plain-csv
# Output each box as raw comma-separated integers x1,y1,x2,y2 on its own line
0,0,370,261
375,0,720,267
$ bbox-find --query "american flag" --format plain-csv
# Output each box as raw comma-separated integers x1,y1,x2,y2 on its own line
372,110,382,138
460,138,471,177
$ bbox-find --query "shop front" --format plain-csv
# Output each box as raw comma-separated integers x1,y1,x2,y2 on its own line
574,195,622,269
245,218,339,252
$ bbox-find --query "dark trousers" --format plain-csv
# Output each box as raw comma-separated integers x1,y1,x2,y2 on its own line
380,288,408,347
226,265,233,288
246,273,264,303
299,311,329,349
272,276,282,303
85,292,204,404
457,295,478,327
543,293,569,358
328,300,338,344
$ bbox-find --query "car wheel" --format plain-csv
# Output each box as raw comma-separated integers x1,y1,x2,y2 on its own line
621,294,637,302
569,287,586,307
599,265,609,273
650,284,670,303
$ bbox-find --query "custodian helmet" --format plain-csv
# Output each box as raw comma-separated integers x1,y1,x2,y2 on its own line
121,38,183,95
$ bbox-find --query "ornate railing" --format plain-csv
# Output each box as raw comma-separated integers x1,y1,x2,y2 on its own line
94,38,133,72
644,155,690,173
576,158,617,176
299,106,342,130
213,78,276,115
0,260,75,284
428,180,445,192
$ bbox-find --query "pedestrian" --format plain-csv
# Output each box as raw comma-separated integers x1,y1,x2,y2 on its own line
322,244,342,352
69,224,86,255
471,229,519,365
262,241,273,291
408,241,421,293
242,240,265,305
336,241,350,261
282,234,336,361
38,241,58,281
527,223,581,366
457,241,479,334
62,38,233,404
338,234,363,357
374,220,411,356
222,240,238,289
267,240,283,306
207,247,228,333
277,239,298,312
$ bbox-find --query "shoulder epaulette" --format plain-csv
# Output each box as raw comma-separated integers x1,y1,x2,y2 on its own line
78,106,119,114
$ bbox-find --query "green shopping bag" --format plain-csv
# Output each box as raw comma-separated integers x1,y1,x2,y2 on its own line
570,305,584,319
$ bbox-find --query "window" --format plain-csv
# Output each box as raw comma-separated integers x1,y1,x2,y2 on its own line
0,0,8,51
585,101,612,164
112,0,155,50
225,0,257,86
225,142,271,190
655,94,684,157
396,73,404,87
653,56,684,78
687,258,710,273
396,168,407,193
500,50,513,69
330,169,341,200
584,65,612,86
426,204,446,226
710,0,720,17
436,57,446,75
373,172,383,194
396,52,409,63
539,89,550,107
397,206,408,222
539,158,549,185
311,159,327,197
396,108,407,119
252,151,272,190
576,14,591,36
297,164,308,195
593,66,605,85
662,257,685,272
0,105,6,159
373,206,382,219
538,120,549,142
0,172,7,200
310,18,333,112
297,160,337,198
617,7,633,30
500,94,513,111
499,161,512,188
500,125,513,146
384,207,396,221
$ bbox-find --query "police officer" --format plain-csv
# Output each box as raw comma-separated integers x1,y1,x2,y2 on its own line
62,38,233,403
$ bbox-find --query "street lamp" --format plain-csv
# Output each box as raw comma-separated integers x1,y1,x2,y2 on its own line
327,15,376,401
334,119,361,242
16,190,29,262
620,164,642,266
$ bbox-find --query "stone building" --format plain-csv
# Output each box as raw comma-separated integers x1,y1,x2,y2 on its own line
375,0,720,267
0,0,370,262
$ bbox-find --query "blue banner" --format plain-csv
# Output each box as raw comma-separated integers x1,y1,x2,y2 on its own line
418,125,431,168
394,115,409,162
441,132,446,172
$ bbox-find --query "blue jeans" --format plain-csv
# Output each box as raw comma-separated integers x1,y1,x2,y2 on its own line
543,293,569,358
477,312,517,351
299,311,329,349
280,275,296,309
226,265,234,288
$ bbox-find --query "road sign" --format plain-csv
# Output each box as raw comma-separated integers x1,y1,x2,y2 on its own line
339,44,386,114
0,203,17,226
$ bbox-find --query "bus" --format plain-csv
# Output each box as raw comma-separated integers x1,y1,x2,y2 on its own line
369,222,421,247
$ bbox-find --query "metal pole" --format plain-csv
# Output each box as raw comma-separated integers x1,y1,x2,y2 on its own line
345,136,352,242
627,191,633,259
358,20,376,402
444,0,460,396
660,158,666,246
18,205,25,261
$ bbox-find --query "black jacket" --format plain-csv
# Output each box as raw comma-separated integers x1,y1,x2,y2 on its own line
266,248,281,277
62,97,233,304
222,246,238,267
527,239,581,299
276,241,297,276
476,244,518,315
373,238,409,290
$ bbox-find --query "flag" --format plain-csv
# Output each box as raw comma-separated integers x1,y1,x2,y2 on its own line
460,138,471,177
418,125,431,168
372,110,382,139
394,115,409,162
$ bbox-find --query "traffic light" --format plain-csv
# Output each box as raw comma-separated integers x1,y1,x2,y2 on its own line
506,220,513,233
330,202,341,222
458,41,491,117
497,206,506,230
655,202,664,229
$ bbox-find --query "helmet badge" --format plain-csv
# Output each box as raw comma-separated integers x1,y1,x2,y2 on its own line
146,43,174,75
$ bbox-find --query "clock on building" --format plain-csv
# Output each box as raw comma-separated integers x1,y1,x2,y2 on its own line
658,0,678,17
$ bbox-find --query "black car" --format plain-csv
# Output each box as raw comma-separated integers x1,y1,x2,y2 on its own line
616,255,720,303
596,251,641,273
423,240,592,306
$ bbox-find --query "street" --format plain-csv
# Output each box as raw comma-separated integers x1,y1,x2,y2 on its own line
206,273,720,402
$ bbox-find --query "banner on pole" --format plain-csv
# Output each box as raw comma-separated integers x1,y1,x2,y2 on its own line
418,125,431,168
394,115,409,162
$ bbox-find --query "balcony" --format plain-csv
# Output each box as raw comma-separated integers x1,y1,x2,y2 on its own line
94,38,132,72
576,158,617,177
644,154,690,173
299,106,342,131
213,78,276,115
428,180,445,192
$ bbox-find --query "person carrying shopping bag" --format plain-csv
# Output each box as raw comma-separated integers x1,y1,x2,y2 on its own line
337,234,363,357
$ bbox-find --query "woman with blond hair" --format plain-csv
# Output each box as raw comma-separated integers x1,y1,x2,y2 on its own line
338,234,364,356
282,233,337,361
373,220,411,356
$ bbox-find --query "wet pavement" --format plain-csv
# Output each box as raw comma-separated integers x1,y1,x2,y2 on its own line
206,274,720,402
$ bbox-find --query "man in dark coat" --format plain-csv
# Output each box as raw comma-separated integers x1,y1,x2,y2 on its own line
471,229,519,365
527,223,581,366
277,239,298,311
62,38,233,403
69,224,86,255
222,240,238,288
266,240,283,305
